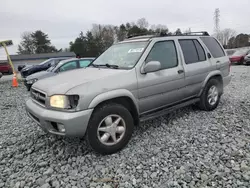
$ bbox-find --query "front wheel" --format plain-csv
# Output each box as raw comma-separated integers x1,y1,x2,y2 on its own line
86,103,134,155
198,79,221,111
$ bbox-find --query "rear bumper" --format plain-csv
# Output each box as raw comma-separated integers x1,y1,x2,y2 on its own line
25,99,93,137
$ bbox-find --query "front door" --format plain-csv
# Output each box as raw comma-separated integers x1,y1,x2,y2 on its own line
137,40,185,114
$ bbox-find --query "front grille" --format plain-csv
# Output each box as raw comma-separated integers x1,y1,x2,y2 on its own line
31,88,46,106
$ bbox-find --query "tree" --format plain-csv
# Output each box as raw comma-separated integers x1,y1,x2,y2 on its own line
183,28,191,34
149,24,169,34
31,30,59,53
227,36,236,49
17,32,35,54
17,30,59,54
69,31,87,57
136,18,149,29
218,28,236,48
91,24,115,52
174,28,182,35
68,18,170,56
227,33,250,48
234,34,250,48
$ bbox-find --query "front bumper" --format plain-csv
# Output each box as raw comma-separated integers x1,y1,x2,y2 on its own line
25,99,93,137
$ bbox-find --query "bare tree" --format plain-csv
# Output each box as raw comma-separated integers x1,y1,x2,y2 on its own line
183,28,192,34
218,28,237,47
91,24,115,50
136,18,149,29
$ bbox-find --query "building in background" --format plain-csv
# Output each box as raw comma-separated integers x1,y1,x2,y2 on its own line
8,52,76,71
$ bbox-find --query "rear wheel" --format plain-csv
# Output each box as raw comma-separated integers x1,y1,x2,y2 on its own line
198,79,222,111
86,103,134,155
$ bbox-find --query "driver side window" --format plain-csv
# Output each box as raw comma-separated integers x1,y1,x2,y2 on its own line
145,40,178,70
59,61,77,72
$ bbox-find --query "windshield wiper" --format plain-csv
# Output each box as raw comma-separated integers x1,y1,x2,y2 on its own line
91,63,119,69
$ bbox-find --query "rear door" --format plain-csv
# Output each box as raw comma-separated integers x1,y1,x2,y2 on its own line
178,38,211,97
200,37,230,77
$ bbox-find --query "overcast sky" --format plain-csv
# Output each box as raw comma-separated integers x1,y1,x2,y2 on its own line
1,0,249,59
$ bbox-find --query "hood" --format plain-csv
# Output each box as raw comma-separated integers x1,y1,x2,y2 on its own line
32,68,127,95
26,71,56,81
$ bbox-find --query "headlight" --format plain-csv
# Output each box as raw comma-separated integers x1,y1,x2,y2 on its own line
26,78,38,84
49,95,79,109
50,95,70,109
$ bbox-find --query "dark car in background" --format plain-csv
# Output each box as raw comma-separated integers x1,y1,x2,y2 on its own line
24,57,95,91
0,62,12,74
229,49,250,65
19,57,69,78
244,54,250,65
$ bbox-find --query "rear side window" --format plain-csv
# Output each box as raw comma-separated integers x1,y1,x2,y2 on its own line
200,37,225,58
179,40,199,64
179,39,206,64
193,40,206,61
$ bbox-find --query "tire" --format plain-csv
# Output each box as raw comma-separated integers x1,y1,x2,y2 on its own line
198,78,222,111
8,69,12,75
86,103,134,155
238,58,244,65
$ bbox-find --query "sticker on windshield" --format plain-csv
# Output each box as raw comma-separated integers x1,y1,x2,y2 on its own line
128,48,144,53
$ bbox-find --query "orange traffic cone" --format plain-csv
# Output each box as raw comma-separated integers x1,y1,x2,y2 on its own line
12,73,18,87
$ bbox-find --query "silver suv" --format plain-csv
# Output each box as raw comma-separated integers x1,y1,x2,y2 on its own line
25,32,231,154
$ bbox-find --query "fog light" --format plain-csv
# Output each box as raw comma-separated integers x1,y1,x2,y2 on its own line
57,123,65,133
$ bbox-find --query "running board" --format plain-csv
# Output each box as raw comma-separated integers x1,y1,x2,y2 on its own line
139,98,200,122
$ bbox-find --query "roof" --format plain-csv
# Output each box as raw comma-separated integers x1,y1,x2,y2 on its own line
9,52,76,61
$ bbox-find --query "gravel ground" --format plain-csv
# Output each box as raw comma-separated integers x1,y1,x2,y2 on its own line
0,66,250,188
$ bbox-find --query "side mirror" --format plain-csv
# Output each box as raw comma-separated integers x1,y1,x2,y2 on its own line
142,61,161,74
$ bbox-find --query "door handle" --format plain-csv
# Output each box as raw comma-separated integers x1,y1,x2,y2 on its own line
216,61,221,63
178,70,184,74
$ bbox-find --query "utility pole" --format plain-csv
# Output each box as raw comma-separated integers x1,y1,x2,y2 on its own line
214,8,220,41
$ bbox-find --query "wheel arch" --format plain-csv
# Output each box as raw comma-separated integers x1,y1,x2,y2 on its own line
198,71,223,96
88,89,140,125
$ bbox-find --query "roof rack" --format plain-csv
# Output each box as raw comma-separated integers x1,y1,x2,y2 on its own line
126,31,210,40
182,31,210,36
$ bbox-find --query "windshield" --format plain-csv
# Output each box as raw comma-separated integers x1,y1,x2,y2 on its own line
39,59,52,65
92,41,148,69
